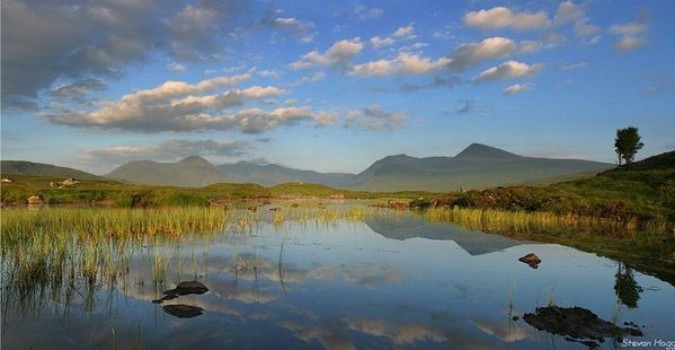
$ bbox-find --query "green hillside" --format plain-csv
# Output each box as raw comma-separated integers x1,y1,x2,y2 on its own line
350,144,613,192
414,150,675,222
1,160,102,180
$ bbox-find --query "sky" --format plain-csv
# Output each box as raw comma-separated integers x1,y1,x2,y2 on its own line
2,0,674,175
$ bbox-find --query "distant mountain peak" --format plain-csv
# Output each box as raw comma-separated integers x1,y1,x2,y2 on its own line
455,143,520,160
178,155,212,167
384,154,414,160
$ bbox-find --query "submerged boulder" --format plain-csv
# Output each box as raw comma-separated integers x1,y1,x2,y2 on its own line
174,280,209,295
523,305,643,348
162,280,208,297
518,253,541,269
153,280,209,304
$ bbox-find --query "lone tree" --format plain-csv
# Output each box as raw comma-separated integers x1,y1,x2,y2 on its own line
614,126,644,166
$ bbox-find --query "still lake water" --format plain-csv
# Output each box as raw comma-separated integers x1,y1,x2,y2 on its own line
2,208,674,349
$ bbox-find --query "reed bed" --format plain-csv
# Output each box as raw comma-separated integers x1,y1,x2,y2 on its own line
422,207,670,238
0,205,373,289
1,207,230,244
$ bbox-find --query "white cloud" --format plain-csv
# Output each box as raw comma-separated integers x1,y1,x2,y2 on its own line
291,72,326,86
257,69,282,79
166,62,187,73
464,7,550,30
518,40,543,53
609,13,649,52
574,18,601,37
50,78,107,99
41,74,341,133
554,1,584,24
354,5,384,20
345,105,407,130
291,38,363,69
614,36,646,52
609,21,648,36
503,83,534,94
129,73,252,103
80,139,252,164
273,17,315,43
370,25,416,49
370,36,395,48
474,61,542,82
449,37,517,69
226,106,336,133
392,25,415,39
352,53,451,77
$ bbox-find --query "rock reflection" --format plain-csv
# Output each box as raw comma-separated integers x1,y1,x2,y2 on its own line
162,304,205,318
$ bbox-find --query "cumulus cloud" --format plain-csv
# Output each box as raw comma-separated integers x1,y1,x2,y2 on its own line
609,12,649,52
503,83,534,95
392,25,415,39
370,25,416,48
614,36,647,52
550,1,601,40
554,1,584,24
50,78,107,99
464,7,550,31
290,72,326,86
400,76,461,93
2,0,244,108
0,0,308,111
345,105,407,130
166,62,187,73
291,38,363,69
80,139,253,164
40,74,337,133
474,61,542,82
271,17,315,43
448,37,517,70
609,21,649,36
353,53,451,77
574,18,601,37
228,106,336,133
354,5,384,20
370,36,395,48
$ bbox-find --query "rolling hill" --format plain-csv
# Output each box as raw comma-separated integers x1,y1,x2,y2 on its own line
348,143,613,192
106,156,228,187
1,160,102,180
217,161,353,187
13,143,614,190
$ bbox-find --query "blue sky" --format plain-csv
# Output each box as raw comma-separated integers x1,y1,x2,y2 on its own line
2,0,674,175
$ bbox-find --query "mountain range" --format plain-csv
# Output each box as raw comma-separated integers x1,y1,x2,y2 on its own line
2,143,614,191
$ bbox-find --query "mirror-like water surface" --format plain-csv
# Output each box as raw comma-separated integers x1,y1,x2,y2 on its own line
2,208,673,349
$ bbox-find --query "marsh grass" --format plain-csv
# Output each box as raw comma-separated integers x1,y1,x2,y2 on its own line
1,207,230,243
0,204,375,315
422,207,670,238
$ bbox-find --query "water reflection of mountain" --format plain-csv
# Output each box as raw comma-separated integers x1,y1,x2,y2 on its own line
365,213,524,255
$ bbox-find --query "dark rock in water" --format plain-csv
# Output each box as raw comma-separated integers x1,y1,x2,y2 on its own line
153,280,209,303
163,280,209,297
523,305,643,348
518,253,541,268
162,304,204,318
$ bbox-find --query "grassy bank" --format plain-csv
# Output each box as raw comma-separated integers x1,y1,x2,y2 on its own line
423,206,675,284
411,151,675,224
0,175,430,207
